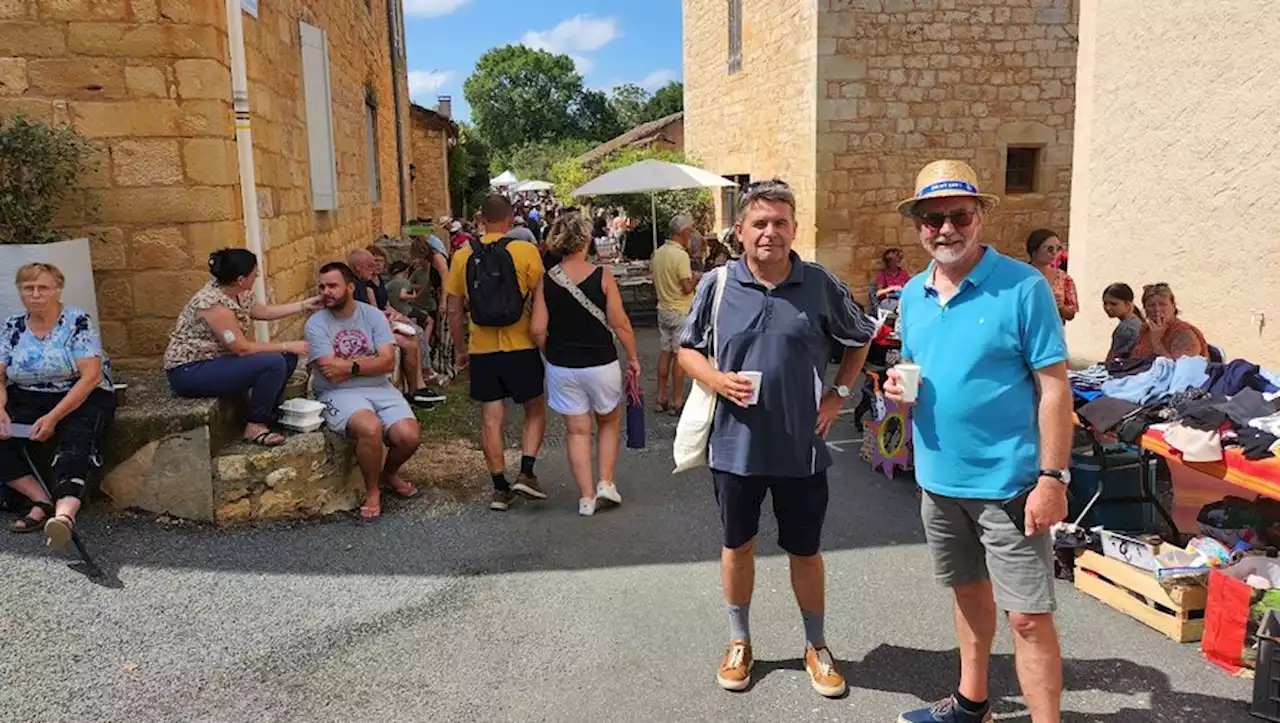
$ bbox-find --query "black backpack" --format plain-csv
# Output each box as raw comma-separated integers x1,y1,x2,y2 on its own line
465,237,526,327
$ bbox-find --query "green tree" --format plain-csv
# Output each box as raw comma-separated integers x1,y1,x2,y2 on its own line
463,46,585,154
572,88,624,144
447,123,491,218
491,138,593,182
609,83,650,129
641,81,684,123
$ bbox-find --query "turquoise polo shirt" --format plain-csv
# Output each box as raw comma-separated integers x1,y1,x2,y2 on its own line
898,247,1067,500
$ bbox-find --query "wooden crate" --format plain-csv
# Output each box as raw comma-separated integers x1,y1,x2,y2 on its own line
1073,549,1208,643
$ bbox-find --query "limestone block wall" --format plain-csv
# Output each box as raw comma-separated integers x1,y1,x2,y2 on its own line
682,0,818,255
816,0,1077,297
409,104,451,223
1065,0,1279,363
0,0,410,367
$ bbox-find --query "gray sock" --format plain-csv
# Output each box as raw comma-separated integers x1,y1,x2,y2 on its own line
728,603,751,641
802,610,825,648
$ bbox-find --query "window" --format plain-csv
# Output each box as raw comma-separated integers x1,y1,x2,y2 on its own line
720,173,750,227
365,90,380,204
300,22,339,211
727,0,742,74
1005,146,1040,194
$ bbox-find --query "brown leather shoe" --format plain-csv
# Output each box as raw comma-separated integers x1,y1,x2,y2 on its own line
716,639,753,691
804,644,847,698
512,473,548,500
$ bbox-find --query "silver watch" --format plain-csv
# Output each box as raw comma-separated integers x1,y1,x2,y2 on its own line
834,384,852,399
1039,468,1071,485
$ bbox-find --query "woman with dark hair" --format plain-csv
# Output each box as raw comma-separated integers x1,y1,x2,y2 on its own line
1102,282,1144,360
1130,282,1210,360
1027,228,1078,322
164,249,321,446
870,247,911,311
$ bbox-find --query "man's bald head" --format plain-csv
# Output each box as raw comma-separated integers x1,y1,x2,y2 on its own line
346,248,376,281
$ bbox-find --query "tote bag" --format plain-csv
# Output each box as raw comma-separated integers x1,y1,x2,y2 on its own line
672,268,729,473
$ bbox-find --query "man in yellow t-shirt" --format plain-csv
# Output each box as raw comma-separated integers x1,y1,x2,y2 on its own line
651,213,703,413
446,195,548,511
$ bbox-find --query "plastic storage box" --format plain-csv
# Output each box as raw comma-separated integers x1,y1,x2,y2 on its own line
1252,610,1280,721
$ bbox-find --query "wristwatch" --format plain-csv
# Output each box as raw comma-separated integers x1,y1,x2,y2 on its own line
834,384,852,399
1039,468,1071,485
350,361,361,377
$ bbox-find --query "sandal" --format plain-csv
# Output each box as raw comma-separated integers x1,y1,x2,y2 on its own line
359,500,381,520
10,502,53,534
246,430,286,447
669,404,684,417
384,477,419,499
654,401,671,414
44,514,74,552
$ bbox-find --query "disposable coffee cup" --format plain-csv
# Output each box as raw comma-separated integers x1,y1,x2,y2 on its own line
894,363,920,403
739,371,762,406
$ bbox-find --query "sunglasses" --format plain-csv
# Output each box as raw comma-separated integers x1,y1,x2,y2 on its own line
915,210,975,230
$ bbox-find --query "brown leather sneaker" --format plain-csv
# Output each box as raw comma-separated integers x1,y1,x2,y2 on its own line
716,639,753,692
805,644,847,698
512,473,548,500
489,489,515,511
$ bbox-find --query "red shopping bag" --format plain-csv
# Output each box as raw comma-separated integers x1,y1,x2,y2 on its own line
1203,567,1263,674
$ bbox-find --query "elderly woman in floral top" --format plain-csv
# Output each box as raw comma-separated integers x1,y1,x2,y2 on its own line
1027,229,1078,322
165,249,319,446
0,263,115,550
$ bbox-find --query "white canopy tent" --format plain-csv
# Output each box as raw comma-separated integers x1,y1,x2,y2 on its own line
511,179,553,193
570,159,734,252
490,170,519,188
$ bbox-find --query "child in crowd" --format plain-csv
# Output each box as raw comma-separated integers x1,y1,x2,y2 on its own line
1102,282,1143,360
385,261,434,343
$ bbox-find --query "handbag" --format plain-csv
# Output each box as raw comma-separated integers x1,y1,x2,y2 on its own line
672,267,729,473
625,373,645,449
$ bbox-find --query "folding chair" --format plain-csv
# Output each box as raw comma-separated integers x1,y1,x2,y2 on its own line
18,439,103,579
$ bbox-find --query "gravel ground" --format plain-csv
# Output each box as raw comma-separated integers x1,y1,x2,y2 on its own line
0,330,1257,722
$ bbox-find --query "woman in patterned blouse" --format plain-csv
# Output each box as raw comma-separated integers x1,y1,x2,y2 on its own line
1027,229,1078,322
0,263,115,551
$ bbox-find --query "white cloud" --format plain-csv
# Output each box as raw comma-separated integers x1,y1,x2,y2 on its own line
403,0,470,17
568,54,594,75
637,68,676,90
521,15,620,61
407,70,455,101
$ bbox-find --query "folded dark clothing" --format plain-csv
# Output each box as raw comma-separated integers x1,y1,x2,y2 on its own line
1107,355,1156,378
1234,427,1280,461
1179,396,1229,431
1203,359,1270,397
1116,404,1177,444
1168,388,1211,412
1215,388,1280,427
1078,396,1140,432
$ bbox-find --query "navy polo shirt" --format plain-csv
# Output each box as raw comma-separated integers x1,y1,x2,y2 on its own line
681,254,877,478
898,246,1067,500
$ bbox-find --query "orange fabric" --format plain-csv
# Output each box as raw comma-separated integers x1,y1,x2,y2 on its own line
1129,317,1209,360
1142,428,1280,501
1045,267,1078,319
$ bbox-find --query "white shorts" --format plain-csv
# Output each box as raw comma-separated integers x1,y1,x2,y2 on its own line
546,361,623,416
319,385,416,435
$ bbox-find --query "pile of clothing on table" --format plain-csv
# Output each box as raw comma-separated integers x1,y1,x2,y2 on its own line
1072,357,1280,462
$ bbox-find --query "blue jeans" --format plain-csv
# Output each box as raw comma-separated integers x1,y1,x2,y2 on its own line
167,352,299,424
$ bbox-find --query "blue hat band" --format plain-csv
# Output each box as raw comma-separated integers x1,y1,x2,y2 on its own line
917,180,979,196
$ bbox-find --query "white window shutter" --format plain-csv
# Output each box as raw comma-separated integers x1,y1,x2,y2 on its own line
300,22,338,211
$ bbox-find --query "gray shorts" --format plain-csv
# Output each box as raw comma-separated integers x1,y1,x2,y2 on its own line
920,491,1056,614
657,308,685,353
319,385,416,435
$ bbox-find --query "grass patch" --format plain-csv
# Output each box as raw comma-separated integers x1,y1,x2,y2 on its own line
414,371,477,444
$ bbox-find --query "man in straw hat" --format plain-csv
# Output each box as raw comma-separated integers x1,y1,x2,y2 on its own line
678,179,878,699
884,160,1071,723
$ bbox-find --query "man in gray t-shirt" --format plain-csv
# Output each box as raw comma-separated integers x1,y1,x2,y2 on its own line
305,262,421,520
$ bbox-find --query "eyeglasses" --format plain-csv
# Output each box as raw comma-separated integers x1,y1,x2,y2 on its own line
914,210,975,230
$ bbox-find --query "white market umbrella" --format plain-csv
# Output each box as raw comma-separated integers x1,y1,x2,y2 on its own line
512,179,553,193
570,159,735,252
490,170,518,187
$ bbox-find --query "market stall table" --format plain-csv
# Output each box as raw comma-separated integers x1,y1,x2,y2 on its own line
1140,427,1280,502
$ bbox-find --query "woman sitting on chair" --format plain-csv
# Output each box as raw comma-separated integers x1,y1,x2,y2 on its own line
0,263,116,551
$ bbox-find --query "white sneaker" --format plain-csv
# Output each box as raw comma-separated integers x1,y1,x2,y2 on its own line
596,481,622,505
578,497,597,516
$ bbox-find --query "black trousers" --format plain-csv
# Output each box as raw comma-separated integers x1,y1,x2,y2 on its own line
0,387,115,500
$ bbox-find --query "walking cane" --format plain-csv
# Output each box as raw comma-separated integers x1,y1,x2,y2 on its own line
19,441,103,579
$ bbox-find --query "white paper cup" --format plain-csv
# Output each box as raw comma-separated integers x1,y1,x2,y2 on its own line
894,363,920,403
393,322,417,335
739,371,762,406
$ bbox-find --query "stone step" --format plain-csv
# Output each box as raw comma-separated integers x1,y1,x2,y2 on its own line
213,432,360,523
106,370,244,469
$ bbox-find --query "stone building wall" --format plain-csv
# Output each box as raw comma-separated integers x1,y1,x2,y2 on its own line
409,104,451,223
0,0,409,367
815,0,1077,297
682,0,818,255
1065,0,1279,363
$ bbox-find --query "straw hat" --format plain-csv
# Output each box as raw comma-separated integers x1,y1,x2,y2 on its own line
896,160,1000,217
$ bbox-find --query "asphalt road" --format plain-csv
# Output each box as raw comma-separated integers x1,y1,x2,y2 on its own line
0,330,1257,722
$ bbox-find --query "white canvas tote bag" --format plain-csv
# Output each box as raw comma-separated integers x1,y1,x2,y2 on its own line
672,267,729,473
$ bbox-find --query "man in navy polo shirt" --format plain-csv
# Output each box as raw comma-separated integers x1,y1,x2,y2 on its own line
678,180,877,698
886,160,1072,723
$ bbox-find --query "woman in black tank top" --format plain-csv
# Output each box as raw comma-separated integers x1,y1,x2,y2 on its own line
530,211,641,517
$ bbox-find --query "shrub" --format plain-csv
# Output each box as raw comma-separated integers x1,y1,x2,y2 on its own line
0,115,100,245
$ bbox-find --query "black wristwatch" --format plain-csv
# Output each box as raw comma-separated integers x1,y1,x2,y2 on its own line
350,361,361,376
1039,468,1071,485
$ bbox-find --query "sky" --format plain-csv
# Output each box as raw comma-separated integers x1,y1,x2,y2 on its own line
402,0,683,123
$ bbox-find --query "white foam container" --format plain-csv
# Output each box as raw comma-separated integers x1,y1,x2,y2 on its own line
280,398,325,416
279,417,324,433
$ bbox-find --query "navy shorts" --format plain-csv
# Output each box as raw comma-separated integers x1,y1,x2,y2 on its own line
469,349,546,404
712,469,829,556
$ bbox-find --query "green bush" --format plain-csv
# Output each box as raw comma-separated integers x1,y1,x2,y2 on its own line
0,115,99,245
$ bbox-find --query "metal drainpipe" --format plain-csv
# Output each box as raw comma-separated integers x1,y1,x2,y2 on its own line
386,0,408,228
224,0,270,341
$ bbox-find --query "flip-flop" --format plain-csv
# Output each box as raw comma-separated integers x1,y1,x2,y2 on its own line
44,514,74,552
246,430,286,447
9,502,53,534
384,477,419,499
359,501,381,520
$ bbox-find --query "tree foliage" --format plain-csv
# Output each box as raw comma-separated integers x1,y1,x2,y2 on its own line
643,81,684,122
491,138,593,183
0,115,99,244
609,83,650,130
447,122,492,219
